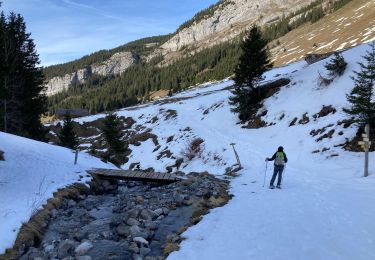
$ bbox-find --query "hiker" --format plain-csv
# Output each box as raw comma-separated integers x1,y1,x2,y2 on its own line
266,146,288,189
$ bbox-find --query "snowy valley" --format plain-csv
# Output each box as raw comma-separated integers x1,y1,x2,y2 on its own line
1,41,375,259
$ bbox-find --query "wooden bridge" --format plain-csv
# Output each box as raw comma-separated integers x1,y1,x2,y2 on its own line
87,168,181,184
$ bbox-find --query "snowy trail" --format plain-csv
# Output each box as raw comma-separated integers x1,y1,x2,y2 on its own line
170,160,375,260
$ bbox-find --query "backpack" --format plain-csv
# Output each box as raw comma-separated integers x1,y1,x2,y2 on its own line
275,152,285,166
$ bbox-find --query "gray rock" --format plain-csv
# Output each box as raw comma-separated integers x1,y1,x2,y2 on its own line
133,237,149,246
86,240,131,259
144,221,158,230
133,254,143,260
140,247,151,256
162,207,170,215
129,242,139,253
116,224,130,236
127,218,140,226
88,233,99,240
140,209,152,220
153,208,163,217
77,256,92,260
44,243,54,253
58,240,75,259
75,241,93,256
130,225,141,234
101,230,112,239
128,208,140,219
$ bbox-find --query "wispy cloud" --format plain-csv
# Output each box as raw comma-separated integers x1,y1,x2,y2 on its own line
2,0,219,66
61,0,129,23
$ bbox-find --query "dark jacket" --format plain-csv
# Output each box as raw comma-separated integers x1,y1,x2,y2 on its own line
267,151,288,165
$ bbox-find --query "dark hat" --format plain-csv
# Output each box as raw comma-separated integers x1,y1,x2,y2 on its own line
278,146,284,152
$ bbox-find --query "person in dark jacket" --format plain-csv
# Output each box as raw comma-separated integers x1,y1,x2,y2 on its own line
266,146,288,189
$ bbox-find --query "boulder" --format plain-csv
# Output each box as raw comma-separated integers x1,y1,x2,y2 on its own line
58,240,75,259
75,242,93,256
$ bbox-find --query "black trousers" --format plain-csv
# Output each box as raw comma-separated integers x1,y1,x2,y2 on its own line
270,165,284,186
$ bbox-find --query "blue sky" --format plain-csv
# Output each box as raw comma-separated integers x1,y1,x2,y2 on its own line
2,0,218,66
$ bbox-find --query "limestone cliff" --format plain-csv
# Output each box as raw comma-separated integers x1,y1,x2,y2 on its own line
45,52,139,96
149,0,316,62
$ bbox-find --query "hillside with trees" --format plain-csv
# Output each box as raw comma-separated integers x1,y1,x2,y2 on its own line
45,0,358,115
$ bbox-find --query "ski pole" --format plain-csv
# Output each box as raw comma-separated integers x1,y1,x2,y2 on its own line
262,161,268,187
281,164,286,185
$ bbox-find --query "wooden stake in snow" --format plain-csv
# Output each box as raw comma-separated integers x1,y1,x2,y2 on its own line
358,124,370,177
74,149,78,165
230,143,242,169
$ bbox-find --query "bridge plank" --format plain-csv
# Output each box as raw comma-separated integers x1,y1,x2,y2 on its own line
88,168,180,183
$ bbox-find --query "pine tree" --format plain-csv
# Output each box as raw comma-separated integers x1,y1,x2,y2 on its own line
325,53,347,78
0,11,47,140
229,25,273,121
343,42,375,128
58,114,78,149
102,112,126,155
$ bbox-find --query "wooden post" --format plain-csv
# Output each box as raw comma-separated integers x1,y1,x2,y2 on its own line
74,149,78,165
359,124,371,177
230,143,242,169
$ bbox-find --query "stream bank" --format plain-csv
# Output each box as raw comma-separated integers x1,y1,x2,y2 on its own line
18,172,231,260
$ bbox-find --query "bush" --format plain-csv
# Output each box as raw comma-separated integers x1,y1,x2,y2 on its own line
325,53,347,78
181,138,204,161
58,114,79,149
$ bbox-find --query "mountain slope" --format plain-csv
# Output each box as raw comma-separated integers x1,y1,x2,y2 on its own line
153,0,311,56
57,42,375,259
270,0,375,65
45,0,375,116
0,132,115,254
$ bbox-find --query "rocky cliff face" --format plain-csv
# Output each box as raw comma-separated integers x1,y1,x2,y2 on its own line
45,52,139,96
150,0,315,62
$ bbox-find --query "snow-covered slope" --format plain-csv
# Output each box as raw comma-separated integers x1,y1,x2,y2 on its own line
71,42,375,259
0,132,115,254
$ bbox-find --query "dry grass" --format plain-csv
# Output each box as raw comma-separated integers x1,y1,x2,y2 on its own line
40,114,56,124
163,243,180,256
129,131,159,146
181,138,204,161
150,89,169,100
270,0,375,66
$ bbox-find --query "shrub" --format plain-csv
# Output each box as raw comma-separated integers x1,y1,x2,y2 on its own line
58,114,79,149
181,138,204,161
325,53,347,78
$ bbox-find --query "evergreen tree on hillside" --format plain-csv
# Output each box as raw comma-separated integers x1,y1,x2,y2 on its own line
229,25,273,121
0,11,47,140
343,43,375,128
325,53,347,78
58,114,78,149
102,113,126,155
